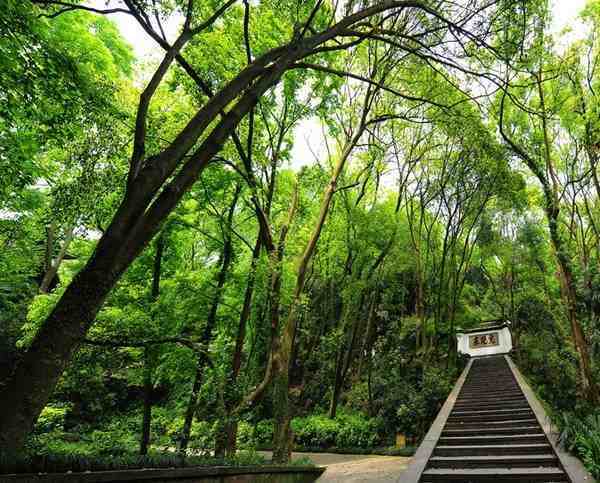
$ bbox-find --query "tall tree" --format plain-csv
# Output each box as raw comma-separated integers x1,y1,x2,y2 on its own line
498,15,600,402
0,0,531,451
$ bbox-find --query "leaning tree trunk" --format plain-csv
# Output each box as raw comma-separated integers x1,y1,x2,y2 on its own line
0,229,131,452
0,73,285,454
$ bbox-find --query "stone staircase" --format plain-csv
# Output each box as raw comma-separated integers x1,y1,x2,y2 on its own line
419,356,569,483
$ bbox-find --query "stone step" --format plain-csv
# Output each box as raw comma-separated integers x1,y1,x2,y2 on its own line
442,425,541,436
462,382,518,388
456,395,526,402
460,392,522,397
428,454,558,469
444,418,538,430
462,381,518,388
438,434,548,446
465,377,514,380
454,400,527,409
456,398,525,406
464,378,517,381
459,390,522,399
410,356,574,482
434,443,553,457
453,402,528,411
461,381,519,387
447,410,533,423
451,407,531,416
420,466,568,482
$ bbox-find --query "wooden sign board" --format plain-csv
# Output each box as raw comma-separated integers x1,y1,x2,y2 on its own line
469,332,499,349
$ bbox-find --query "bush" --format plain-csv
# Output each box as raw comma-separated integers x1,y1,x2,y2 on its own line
395,366,453,439
378,446,416,457
253,419,274,446
292,415,339,448
291,412,382,449
334,412,381,448
559,411,600,478
34,404,70,433
0,450,267,475
236,421,254,448
187,421,215,453
86,428,137,456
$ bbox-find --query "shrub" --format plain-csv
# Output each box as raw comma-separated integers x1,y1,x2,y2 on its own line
395,366,453,439
334,412,381,448
378,446,416,457
86,428,137,456
34,404,70,433
559,411,600,478
292,415,339,448
236,421,257,449
187,421,214,453
0,450,267,474
253,419,274,446
291,412,382,449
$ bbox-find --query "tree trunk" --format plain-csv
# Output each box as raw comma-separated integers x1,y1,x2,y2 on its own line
548,208,599,403
178,360,204,453
271,129,363,462
219,234,262,457
272,361,293,462
40,225,75,293
0,241,126,451
329,296,362,419
357,293,377,380
140,234,164,455
328,350,345,419
0,42,295,451
232,236,262,379
415,243,426,351
139,346,153,455
536,71,599,404
221,139,283,455
179,186,240,453
500,72,600,404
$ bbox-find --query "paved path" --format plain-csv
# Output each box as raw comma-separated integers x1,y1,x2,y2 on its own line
258,452,412,482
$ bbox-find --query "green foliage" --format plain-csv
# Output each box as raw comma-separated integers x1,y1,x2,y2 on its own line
252,420,276,447
559,411,600,478
291,412,382,449
34,404,70,434
394,367,454,439
0,1,132,208
0,450,266,475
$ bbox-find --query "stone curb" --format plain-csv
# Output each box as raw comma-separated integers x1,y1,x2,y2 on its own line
0,465,325,483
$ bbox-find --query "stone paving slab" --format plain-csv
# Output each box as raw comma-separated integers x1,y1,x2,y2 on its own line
257,452,412,482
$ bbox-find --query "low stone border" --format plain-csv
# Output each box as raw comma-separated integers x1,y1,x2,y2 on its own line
506,355,596,483
0,465,325,483
400,359,473,483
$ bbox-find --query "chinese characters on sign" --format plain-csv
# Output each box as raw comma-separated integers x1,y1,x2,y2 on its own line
468,332,499,349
